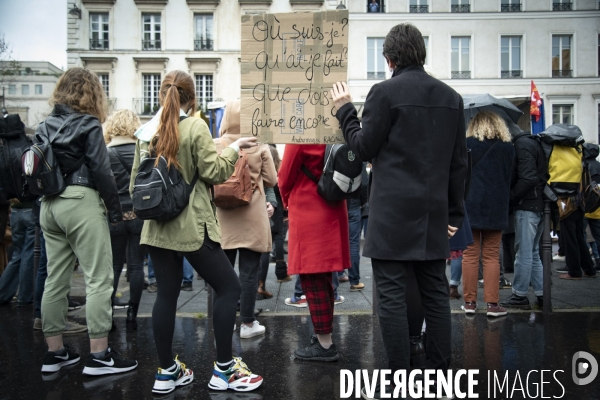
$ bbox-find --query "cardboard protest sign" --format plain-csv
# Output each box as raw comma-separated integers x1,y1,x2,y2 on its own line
240,10,349,144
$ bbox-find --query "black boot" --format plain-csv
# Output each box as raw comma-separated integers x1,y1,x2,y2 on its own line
410,335,426,368
126,301,139,332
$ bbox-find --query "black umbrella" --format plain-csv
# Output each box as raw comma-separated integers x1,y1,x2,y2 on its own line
463,94,524,136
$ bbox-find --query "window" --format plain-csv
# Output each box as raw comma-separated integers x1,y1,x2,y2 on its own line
451,37,471,79
195,14,213,51
195,74,213,112
501,36,522,78
367,38,386,80
553,0,572,11
142,74,161,114
423,36,429,66
35,85,42,95
552,35,572,77
451,0,470,12
21,85,29,95
552,104,573,125
366,0,384,13
90,13,109,50
410,0,428,13
99,74,109,98
501,0,521,12
142,14,161,51
8,84,16,95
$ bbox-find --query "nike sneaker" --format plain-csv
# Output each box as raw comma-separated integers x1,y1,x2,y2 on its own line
152,355,194,394
82,347,138,376
41,344,80,373
208,357,263,392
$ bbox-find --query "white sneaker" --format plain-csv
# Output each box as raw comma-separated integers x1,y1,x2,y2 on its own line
240,321,266,339
553,254,565,261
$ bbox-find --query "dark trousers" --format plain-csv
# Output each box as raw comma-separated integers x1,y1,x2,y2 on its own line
274,221,288,279
347,205,362,285
372,259,451,372
299,272,334,334
34,231,47,319
259,232,277,287
148,233,241,368
561,208,596,277
109,218,145,305
502,232,515,273
225,248,261,324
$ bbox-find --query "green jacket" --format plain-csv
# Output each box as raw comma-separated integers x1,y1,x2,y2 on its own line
130,117,238,252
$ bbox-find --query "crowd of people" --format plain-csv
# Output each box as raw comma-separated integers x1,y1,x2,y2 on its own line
0,22,598,399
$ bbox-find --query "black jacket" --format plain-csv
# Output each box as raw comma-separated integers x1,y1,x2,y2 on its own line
42,104,122,223
510,131,546,213
465,137,514,230
107,142,135,212
583,143,600,183
337,65,468,261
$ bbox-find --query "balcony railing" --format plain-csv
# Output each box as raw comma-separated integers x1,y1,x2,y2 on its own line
367,72,386,80
142,40,161,51
133,98,160,115
552,69,572,78
501,70,522,78
194,38,213,51
451,71,471,79
90,39,109,50
552,2,572,11
409,5,428,13
451,4,470,12
501,4,521,12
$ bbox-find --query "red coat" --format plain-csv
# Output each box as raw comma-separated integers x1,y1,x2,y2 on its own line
278,144,350,274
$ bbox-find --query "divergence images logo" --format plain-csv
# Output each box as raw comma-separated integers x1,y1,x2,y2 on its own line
572,351,598,386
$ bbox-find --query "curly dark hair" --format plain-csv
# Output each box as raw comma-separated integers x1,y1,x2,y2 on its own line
383,23,426,70
50,67,107,122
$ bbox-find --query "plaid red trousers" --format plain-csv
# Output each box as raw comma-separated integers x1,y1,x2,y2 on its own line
299,272,334,334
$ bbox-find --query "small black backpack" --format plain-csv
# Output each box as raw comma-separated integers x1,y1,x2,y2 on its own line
131,153,198,222
0,114,33,202
21,115,85,197
302,144,363,202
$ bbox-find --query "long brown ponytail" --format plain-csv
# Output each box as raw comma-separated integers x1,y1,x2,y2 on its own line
150,70,196,168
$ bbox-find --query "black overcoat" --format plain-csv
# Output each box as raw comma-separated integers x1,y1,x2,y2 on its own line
336,65,468,261
465,137,515,231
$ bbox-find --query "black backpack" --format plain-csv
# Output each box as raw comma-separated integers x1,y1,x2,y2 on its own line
301,144,363,202
131,154,199,222
0,114,33,202
21,115,85,197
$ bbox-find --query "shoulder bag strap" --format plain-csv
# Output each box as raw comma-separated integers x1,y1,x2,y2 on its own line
109,147,130,177
301,165,319,184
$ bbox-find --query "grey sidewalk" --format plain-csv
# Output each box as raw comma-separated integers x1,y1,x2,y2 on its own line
67,241,600,322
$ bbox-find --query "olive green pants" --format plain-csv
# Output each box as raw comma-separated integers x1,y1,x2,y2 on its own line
40,186,114,339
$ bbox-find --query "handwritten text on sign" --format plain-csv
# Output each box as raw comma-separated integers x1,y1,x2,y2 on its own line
240,10,349,144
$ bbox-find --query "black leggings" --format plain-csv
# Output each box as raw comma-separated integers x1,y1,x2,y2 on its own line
147,235,241,368
109,218,145,305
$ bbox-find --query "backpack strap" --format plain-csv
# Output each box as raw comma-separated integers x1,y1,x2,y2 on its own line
301,165,319,184
109,147,130,177
39,114,85,178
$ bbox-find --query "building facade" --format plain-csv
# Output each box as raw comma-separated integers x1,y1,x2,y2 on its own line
67,0,600,141
1,61,63,128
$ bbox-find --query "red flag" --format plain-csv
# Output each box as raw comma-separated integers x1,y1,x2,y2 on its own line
530,80,542,123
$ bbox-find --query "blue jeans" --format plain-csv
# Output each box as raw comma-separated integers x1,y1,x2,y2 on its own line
361,217,368,238
513,210,544,297
0,208,35,304
449,256,463,287
294,272,339,298
147,255,155,284
183,258,194,284
348,205,362,285
34,231,48,319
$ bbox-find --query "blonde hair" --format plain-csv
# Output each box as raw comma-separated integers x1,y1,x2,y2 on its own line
103,109,141,144
466,111,511,142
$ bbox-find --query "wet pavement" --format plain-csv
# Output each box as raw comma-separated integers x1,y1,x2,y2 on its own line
1,305,599,400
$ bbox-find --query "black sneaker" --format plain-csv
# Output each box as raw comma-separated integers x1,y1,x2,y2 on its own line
181,282,193,291
68,299,82,311
499,277,512,289
82,347,138,376
500,293,531,310
555,267,568,274
294,341,339,362
112,298,128,309
41,344,81,373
